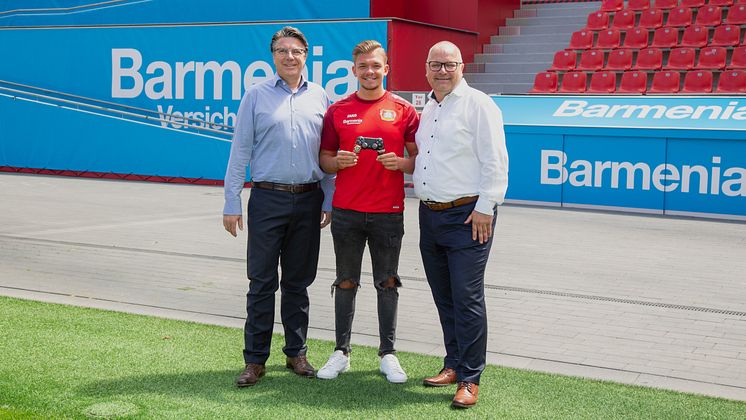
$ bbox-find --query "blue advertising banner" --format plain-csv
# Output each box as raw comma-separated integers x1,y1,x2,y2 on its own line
0,21,388,180
0,0,371,26
493,95,746,131
500,126,746,219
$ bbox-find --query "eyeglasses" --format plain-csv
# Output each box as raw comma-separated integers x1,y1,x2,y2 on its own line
273,48,307,57
427,61,462,72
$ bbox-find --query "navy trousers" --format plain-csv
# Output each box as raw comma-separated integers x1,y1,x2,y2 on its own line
243,187,323,365
418,201,496,384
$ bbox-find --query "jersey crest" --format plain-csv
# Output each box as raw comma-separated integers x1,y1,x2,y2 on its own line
379,109,396,122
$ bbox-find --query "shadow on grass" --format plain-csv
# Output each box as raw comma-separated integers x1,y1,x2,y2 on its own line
77,365,452,410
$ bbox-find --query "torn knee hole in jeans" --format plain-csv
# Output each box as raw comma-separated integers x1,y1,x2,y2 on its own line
377,276,402,290
330,279,359,296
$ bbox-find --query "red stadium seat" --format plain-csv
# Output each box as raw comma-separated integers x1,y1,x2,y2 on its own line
569,30,594,50
639,9,664,29
729,46,746,69
682,70,714,92
622,28,650,49
586,11,610,30
612,9,636,30
530,72,559,93
716,70,746,92
635,48,664,70
697,47,727,69
606,49,634,70
600,0,624,12
695,6,723,27
725,4,746,25
596,29,622,49
618,71,649,93
680,0,705,8
709,0,734,6
560,71,588,92
652,27,680,48
578,50,605,71
654,0,679,9
711,25,741,47
665,47,696,70
628,0,651,10
588,71,618,93
648,71,681,93
666,7,693,27
550,50,577,71
680,25,709,48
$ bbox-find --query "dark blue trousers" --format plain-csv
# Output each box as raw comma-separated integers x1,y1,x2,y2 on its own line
243,188,323,365
418,201,495,384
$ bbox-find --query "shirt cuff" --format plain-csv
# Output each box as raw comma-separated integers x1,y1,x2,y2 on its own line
223,198,242,215
474,197,496,215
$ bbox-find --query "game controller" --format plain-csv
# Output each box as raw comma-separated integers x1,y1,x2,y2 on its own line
353,136,385,154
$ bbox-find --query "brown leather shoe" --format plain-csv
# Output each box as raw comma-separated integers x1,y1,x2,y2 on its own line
236,363,266,387
422,368,457,387
286,355,315,377
452,382,479,408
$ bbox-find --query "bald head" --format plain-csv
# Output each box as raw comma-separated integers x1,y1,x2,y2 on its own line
427,41,463,62
425,41,464,101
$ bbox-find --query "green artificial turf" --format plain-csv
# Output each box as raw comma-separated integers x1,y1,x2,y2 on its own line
0,296,744,419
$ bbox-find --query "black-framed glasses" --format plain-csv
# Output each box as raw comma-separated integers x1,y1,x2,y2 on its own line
273,48,308,57
427,61,461,72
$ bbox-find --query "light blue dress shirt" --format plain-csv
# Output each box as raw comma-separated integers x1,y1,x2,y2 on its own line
223,74,334,215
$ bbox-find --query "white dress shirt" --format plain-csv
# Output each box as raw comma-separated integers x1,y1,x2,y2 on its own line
413,79,509,215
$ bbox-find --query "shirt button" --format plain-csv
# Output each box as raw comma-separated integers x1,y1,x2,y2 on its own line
423,182,426,185
430,135,433,138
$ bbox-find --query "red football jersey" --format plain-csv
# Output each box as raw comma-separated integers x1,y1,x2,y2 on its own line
321,91,419,213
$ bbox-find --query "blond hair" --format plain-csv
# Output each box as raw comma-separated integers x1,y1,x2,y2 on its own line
352,40,387,62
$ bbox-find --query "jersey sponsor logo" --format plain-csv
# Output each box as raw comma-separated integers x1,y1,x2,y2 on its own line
343,118,363,125
380,109,396,121
346,113,358,118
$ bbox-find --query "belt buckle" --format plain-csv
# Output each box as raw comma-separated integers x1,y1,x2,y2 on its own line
290,184,302,193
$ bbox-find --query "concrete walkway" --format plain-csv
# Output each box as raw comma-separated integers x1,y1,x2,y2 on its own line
1,173,745,401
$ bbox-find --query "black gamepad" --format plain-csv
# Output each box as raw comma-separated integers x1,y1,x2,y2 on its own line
353,136,385,154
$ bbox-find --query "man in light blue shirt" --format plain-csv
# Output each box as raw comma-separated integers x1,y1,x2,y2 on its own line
223,26,333,387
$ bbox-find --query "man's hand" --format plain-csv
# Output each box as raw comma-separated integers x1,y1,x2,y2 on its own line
464,210,493,244
336,150,358,170
223,214,243,237
320,211,332,229
376,152,400,171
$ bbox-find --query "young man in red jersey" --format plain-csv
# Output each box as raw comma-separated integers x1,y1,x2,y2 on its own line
317,40,419,383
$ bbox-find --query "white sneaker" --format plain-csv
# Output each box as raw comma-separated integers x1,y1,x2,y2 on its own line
380,354,407,384
316,350,350,380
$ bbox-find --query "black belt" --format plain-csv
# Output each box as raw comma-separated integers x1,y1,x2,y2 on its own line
422,196,478,211
252,181,320,193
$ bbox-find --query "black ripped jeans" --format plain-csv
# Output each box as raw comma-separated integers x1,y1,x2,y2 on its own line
330,207,404,356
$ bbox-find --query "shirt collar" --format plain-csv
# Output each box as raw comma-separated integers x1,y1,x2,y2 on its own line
272,73,308,90
427,78,469,102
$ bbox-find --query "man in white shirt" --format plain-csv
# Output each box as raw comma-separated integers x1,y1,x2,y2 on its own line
413,41,509,409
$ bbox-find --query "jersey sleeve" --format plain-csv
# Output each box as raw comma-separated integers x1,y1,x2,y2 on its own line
402,103,420,143
320,106,340,152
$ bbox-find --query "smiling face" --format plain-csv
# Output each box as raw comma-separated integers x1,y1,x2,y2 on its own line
425,43,464,101
272,36,307,88
352,48,389,98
